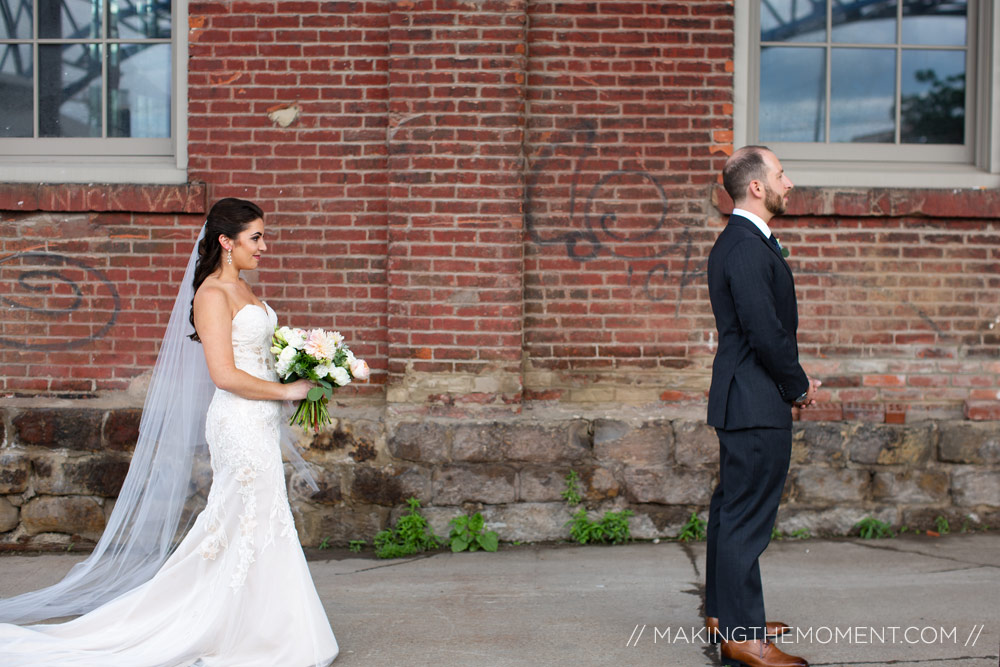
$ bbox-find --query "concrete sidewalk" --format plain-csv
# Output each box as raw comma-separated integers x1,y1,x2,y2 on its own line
1,534,998,666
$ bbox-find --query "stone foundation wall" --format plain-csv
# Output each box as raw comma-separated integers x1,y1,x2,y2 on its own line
2,406,998,549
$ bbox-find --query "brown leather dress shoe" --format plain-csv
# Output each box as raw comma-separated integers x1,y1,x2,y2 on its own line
705,617,791,643
720,638,808,667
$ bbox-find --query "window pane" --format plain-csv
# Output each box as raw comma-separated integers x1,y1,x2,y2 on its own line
38,44,103,137
761,0,826,43
902,0,967,46
108,43,170,137
0,0,33,39
759,47,826,142
39,0,103,40
901,49,965,144
831,48,895,142
110,0,172,39
832,0,897,44
0,45,33,137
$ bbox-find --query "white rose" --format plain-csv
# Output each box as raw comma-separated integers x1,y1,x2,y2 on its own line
284,328,307,350
314,362,332,379
330,366,351,387
274,326,292,343
344,349,356,366
276,346,298,377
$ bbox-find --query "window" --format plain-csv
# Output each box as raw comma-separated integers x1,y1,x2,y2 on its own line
735,0,1000,187
0,0,187,183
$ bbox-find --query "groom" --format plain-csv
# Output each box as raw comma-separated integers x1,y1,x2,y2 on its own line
703,146,819,667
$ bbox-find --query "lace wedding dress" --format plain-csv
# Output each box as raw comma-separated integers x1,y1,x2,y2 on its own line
0,303,339,666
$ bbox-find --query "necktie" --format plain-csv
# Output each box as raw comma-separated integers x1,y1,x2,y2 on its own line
767,234,780,251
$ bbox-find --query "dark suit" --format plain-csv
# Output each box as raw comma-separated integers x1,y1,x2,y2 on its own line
704,214,809,641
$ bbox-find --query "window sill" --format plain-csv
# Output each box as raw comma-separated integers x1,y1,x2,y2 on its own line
0,180,206,214
777,161,1000,190
0,157,189,187
712,183,1000,219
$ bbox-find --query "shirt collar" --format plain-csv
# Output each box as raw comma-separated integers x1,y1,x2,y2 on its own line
732,208,772,240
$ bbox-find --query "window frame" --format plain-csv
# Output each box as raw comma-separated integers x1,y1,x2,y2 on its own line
734,0,1000,188
0,0,187,184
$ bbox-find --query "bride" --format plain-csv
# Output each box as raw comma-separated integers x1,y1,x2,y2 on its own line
0,199,339,666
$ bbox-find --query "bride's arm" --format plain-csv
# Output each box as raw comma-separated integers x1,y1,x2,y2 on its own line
193,287,312,401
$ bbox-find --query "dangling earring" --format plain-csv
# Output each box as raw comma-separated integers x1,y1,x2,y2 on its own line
226,248,232,265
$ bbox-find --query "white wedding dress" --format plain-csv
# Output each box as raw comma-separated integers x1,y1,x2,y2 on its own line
0,303,338,666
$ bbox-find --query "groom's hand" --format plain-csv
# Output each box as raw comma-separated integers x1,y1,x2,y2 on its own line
800,376,822,407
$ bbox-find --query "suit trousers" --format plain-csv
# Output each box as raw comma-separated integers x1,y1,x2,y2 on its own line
704,426,791,642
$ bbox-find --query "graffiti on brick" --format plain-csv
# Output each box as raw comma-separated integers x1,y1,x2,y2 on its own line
0,252,121,350
525,120,705,311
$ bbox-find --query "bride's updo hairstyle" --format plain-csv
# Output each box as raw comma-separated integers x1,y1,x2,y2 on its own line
187,197,264,342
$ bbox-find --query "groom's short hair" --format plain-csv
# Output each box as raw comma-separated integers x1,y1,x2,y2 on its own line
723,146,771,204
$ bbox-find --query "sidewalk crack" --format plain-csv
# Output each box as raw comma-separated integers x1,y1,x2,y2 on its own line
849,540,1000,571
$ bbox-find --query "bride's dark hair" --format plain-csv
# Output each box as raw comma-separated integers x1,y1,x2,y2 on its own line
188,197,264,342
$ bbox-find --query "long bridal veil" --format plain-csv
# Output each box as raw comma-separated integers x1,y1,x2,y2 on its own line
0,223,319,625
0,226,216,623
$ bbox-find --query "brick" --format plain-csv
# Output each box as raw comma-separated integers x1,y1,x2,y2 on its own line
964,401,1000,421
21,496,106,540
103,409,142,452
0,451,31,494
31,452,131,497
938,422,1000,464
791,423,848,466
952,468,1000,507
847,423,933,466
452,421,589,463
348,465,431,506
791,467,871,504
843,403,886,423
872,470,950,504
0,498,17,533
431,464,517,505
592,419,671,466
13,409,103,451
387,422,452,463
623,466,714,505
796,403,844,422
0,184,206,214
672,420,719,466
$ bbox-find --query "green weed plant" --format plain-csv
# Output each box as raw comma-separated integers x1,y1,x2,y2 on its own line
374,497,441,558
855,516,896,539
448,512,499,553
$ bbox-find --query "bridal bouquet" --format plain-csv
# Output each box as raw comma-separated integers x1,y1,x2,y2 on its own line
271,326,370,432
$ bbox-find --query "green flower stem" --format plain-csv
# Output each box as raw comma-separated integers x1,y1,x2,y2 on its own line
290,396,331,432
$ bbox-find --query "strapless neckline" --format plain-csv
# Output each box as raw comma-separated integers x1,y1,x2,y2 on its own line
233,301,270,322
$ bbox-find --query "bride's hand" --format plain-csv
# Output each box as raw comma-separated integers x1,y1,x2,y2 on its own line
282,379,315,401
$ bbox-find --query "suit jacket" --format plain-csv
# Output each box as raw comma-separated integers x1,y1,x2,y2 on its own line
707,214,809,430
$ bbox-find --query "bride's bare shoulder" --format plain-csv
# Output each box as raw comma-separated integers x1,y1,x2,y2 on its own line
193,278,231,313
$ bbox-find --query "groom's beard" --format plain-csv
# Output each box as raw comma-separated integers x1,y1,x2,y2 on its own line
764,183,787,216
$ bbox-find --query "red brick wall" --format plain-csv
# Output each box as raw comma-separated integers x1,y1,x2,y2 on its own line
0,185,206,393
385,0,526,402
2,0,998,422
772,189,1000,422
186,0,391,398
523,0,730,404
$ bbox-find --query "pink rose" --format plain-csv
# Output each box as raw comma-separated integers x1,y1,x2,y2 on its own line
350,358,371,380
